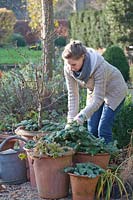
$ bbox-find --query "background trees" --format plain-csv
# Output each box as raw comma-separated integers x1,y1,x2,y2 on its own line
0,0,27,19
105,0,132,46
69,0,132,48
0,8,16,46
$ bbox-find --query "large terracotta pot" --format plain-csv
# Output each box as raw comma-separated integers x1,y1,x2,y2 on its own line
24,148,36,187
73,152,110,169
69,173,99,200
15,127,44,141
33,153,74,199
15,127,46,187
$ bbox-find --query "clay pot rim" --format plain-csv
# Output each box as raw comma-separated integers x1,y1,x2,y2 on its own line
0,133,15,138
76,152,110,156
15,127,46,137
30,149,75,159
0,134,17,142
68,172,100,179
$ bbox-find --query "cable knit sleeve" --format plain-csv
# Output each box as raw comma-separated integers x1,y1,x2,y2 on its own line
80,64,106,119
64,67,79,123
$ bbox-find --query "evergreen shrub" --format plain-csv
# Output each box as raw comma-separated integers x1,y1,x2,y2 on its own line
103,45,130,82
11,33,26,47
113,94,133,148
69,9,110,49
54,36,66,47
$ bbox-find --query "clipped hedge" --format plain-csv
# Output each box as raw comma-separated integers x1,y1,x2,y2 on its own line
69,9,110,49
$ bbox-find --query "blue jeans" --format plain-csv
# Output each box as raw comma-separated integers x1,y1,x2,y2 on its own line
87,99,125,144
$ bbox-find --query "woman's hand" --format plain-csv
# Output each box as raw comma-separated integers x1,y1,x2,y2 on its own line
74,114,85,125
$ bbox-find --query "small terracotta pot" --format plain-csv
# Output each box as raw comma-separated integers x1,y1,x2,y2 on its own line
33,153,74,199
73,152,110,169
69,173,99,200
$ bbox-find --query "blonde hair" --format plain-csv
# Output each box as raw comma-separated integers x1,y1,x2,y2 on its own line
62,39,87,60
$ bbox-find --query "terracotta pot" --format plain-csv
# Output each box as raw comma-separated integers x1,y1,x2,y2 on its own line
73,152,110,169
24,148,36,187
15,127,44,141
33,153,74,199
69,173,99,200
15,127,46,186
0,134,16,151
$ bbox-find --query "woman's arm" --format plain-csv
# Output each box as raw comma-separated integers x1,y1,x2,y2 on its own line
64,67,79,123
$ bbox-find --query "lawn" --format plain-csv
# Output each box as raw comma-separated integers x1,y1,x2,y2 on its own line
0,47,42,65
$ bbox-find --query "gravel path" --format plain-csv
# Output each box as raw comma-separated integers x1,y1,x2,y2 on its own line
0,181,132,200
0,182,71,200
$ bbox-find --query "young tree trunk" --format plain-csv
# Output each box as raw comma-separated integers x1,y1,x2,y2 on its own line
41,0,54,79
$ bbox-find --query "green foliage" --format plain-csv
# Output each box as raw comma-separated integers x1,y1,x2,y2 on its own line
105,0,132,46
0,8,16,46
16,119,39,131
103,45,130,82
10,33,26,47
64,162,105,177
44,122,119,155
96,168,129,200
30,137,73,158
69,0,131,48
129,66,133,87
69,9,110,48
0,114,18,132
0,69,36,121
24,140,36,149
54,36,66,47
0,48,67,131
113,95,133,148
16,119,65,131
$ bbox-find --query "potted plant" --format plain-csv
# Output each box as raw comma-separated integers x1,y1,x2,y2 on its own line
25,136,75,199
15,119,48,141
64,162,105,200
15,119,65,140
15,119,65,187
43,122,119,169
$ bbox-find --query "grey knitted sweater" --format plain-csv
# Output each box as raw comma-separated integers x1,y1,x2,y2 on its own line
64,48,128,123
